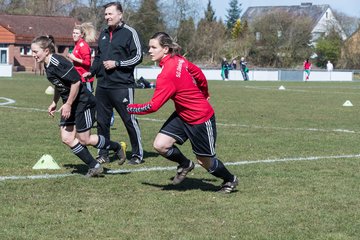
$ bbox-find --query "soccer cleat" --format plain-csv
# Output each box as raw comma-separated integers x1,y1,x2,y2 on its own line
96,155,110,164
128,156,144,165
218,176,239,193
172,161,195,185
85,165,103,177
115,142,127,165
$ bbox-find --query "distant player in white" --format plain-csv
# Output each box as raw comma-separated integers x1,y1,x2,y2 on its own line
326,60,333,71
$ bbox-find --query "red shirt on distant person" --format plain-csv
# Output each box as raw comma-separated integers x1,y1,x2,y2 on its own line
303,60,311,70
72,38,93,83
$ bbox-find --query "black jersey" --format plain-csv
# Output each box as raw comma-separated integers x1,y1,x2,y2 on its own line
45,54,95,106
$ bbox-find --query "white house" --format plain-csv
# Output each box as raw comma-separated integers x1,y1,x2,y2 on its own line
242,2,347,44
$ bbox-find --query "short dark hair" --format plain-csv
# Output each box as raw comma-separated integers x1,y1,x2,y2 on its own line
103,1,123,12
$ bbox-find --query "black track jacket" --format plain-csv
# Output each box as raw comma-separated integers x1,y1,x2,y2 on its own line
90,22,143,89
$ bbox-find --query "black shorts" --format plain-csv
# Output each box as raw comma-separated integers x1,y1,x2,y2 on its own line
59,102,96,133
160,112,217,157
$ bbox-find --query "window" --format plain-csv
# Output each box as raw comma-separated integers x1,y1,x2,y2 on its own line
256,32,262,41
0,48,8,64
20,46,32,56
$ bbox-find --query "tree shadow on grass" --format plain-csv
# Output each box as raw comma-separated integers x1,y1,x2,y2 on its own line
142,177,221,192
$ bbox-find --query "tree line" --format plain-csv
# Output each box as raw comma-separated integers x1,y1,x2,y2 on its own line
1,0,359,69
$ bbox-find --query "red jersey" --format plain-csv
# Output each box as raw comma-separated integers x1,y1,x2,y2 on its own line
127,55,214,124
303,61,311,70
72,38,93,83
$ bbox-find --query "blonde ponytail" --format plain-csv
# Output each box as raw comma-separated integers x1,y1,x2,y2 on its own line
74,22,96,43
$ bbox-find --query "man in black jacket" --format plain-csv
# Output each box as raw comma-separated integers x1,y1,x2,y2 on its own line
83,1,144,165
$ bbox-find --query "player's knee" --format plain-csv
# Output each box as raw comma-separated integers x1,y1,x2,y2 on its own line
78,139,88,146
153,140,168,154
61,136,73,147
196,156,211,170
153,141,163,153
77,136,90,146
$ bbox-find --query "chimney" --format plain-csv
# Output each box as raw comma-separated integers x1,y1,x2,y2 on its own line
301,2,313,7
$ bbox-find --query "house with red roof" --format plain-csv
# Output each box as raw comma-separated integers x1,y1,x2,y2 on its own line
0,14,96,73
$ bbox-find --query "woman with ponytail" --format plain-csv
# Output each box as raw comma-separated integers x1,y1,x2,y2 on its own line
31,35,126,177
68,22,96,92
127,32,239,193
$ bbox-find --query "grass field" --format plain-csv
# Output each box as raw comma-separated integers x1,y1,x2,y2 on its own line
1,73,360,239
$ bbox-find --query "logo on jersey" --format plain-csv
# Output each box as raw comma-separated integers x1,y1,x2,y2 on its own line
176,59,185,78
123,98,128,103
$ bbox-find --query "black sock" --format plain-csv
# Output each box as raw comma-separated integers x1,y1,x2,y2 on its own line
208,157,234,182
163,145,191,168
94,135,118,151
71,142,98,168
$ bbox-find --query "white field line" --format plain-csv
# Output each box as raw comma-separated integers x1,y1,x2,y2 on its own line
1,153,360,181
216,122,356,134
0,103,357,134
1,97,359,181
243,85,360,95
0,97,16,106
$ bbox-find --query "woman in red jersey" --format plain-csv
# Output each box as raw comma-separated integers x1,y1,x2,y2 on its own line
303,58,312,81
127,32,238,193
67,22,96,92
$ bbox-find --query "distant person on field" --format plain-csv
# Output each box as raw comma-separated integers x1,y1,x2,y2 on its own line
127,32,239,193
303,59,312,81
67,22,96,92
31,35,126,177
221,57,230,81
231,59,237,69
326,60,333,72
240,57,249,81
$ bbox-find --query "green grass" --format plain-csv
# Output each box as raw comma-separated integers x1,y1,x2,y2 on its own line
1,73,360,239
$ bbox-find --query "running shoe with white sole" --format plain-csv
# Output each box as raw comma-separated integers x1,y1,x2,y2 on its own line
85,165,104,177
172,161,195,185
218,176,239,193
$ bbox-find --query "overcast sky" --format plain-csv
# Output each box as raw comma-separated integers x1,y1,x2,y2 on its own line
209,0,360,20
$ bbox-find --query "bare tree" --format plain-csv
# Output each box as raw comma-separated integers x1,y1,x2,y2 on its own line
131,0,165,49
338,30,360,68
224,19,254,62
3,0,79,15
162,0,199,36
250,10,312,67
333,10,360,37
176,17,196,58
193,19,227,65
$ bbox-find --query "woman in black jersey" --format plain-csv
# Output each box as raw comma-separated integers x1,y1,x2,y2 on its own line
31,35,126,177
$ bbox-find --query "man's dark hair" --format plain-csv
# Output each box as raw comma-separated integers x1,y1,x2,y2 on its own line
103,1,123,12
